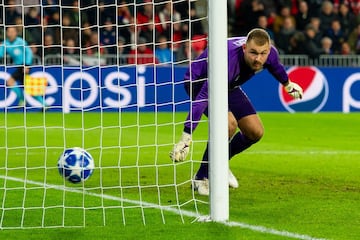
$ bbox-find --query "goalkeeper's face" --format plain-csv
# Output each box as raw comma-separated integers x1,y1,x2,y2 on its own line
243,40,270,71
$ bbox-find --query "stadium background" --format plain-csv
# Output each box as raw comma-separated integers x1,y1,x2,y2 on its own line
0,2,359,239
1,0,360,112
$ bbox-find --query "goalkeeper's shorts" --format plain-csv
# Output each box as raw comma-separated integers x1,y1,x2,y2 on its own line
228,87,257,120
184,80,256,120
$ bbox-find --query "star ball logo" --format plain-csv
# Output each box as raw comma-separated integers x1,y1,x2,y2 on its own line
279,66,329,113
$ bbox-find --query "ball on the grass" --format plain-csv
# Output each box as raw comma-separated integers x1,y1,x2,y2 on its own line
57,147,94,183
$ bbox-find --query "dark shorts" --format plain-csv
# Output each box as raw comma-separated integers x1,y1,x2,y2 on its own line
11,67,25,84
184,81,256,120
228,87,257,119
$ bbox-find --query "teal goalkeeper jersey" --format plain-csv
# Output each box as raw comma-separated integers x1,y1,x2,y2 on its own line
0,37,33,65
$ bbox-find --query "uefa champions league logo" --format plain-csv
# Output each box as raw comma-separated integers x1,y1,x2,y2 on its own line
279,66,329,113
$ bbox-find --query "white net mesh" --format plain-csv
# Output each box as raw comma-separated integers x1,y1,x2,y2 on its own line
0,0,209,228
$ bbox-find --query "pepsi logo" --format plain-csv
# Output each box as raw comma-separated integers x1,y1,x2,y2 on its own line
279,66,329,112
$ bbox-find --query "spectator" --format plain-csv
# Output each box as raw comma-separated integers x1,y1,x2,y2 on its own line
84,31,105,57
295,0,311,31
62,14,80,47
5,0,21,25
308,17,324,47
257,15,275,41
276,0,296,11
273,5,296,33
276,0,297,13
344,0,360,16
303,24,326,59
47,7,60,25
43,34,61,56
127,37,158,65
25,7,40,25
347,23,360,54
136,1,161,42
320,36,333,54
262,0,277,18
319,1,336,32
288,31,305,54
81,22,94,48
100,18,117,54
118,13,137,47
125,17,139,50
306,0,322,17
118,1,132,25
158,1,181,39
190,7,204,37
24,7,42,45
275,16,297,54
155,35,173,64
239,0,265,35
172,22,185,54
62,0,81,27
340,41,353,55
176,39,191,62
99,0,116,25
63,38,81,66
44,10,61,45
117,36,130,65
83,31,106,65
337,3,356,37
42,0,59,17
175,0,190,20
64,38,79,55
324,19,346,54
29,42,42,64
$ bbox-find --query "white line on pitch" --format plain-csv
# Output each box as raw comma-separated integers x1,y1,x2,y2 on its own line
0,175,329,240
12,149,360,156
244,150,360,155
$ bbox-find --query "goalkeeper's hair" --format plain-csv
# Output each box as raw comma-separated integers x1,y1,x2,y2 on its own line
246,28,270,46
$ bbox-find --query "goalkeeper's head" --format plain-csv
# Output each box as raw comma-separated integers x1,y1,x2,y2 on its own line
243,28,271,72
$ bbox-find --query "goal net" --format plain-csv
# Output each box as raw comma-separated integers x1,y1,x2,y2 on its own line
0,0,210,228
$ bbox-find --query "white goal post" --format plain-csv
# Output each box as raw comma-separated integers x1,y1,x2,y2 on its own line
0,0,229,228
208,0,229,222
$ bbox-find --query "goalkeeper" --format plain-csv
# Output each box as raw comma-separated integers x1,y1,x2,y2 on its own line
170,28,303,196
0,27,46,109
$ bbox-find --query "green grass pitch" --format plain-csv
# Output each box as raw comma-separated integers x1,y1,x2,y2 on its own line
0,112,359,240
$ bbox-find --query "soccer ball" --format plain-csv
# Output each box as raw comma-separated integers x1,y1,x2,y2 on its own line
57,147,95,183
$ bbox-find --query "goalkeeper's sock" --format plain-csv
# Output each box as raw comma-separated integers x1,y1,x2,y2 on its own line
195,144,209,179
229,132,258,159
195,132,258,179
33,95,46,107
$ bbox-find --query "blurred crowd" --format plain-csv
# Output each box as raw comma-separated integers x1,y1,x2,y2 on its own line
230,0,360,58
1,0,360,66
0,0,207,65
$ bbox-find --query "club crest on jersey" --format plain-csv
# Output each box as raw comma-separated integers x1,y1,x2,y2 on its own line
279,66,329,112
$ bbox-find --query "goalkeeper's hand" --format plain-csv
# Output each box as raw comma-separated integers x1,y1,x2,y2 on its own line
170,132,192,162
284,81,303,99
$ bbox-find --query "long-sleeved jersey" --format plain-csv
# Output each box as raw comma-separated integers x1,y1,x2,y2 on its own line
183,37,289,133
0,37,33,65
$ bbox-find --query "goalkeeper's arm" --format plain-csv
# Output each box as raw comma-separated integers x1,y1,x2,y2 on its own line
170,81,209,162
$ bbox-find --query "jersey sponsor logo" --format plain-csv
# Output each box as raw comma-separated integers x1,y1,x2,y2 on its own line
279,66,329,112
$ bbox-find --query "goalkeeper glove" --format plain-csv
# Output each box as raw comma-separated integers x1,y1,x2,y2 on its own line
170,132,192,162
284,81,303,99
